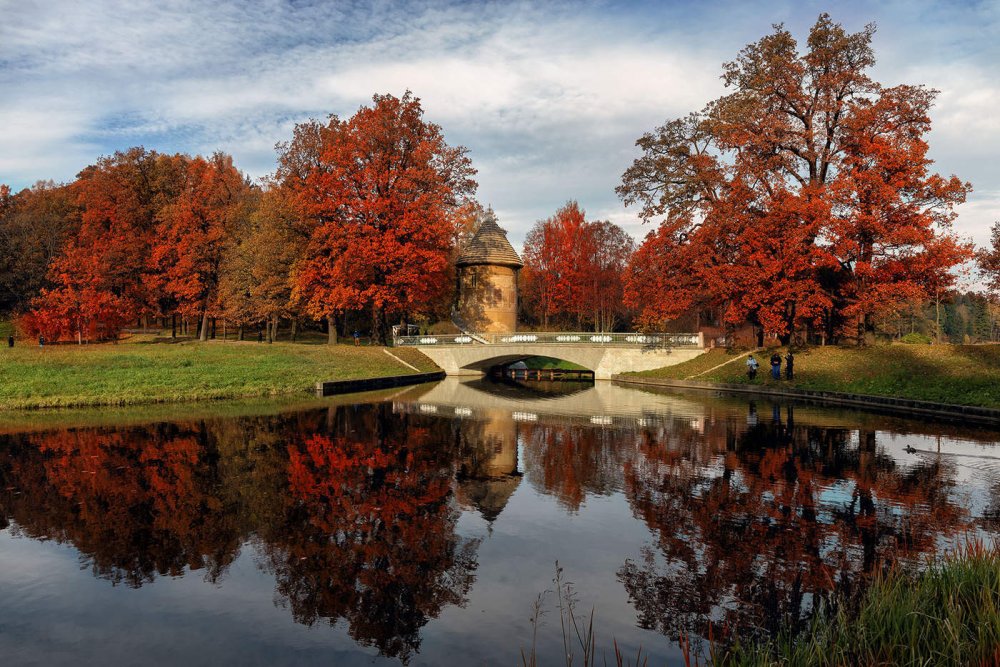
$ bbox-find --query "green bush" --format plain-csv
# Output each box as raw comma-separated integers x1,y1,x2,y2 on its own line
900,332,933,345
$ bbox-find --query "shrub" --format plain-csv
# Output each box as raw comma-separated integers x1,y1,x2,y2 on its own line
900,332,933,345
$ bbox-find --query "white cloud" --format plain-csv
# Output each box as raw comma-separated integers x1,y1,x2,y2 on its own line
0,0,997,249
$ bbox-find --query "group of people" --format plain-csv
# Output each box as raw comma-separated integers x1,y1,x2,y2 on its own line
746,351,794,381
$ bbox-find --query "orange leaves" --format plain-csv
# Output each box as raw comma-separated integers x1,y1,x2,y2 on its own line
284,93,476,342
619,15,971,342
522,202,634,331
21,149,251,341
977,223,1000,295
153,154,249,332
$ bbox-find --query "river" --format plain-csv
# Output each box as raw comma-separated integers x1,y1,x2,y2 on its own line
1,378,997,665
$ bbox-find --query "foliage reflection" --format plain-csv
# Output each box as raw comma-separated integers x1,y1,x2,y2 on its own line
0,397,991,659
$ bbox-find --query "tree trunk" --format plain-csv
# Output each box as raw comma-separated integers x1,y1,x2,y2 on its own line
372,303,385,344
290,319,297,342
171,314,176,339
327,315,338,345
935,289,942,343
238,325,244,341
211,317,217,340
199,311,209,341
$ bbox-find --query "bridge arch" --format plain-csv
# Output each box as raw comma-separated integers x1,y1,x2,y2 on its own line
457,353,595,374
412,342,705,380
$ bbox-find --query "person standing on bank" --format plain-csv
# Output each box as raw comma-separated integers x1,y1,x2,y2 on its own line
746,354,759,381
785,351,794,380
770,352,782,380
353,330,361,346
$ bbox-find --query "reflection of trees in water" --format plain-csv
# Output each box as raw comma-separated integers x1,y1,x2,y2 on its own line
0,405,480,662
0,423,245,587
618,405,973,651
261,405,479,662
521,422,639,511
0,400,988,661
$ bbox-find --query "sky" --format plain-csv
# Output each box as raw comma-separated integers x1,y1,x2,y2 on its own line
1,0,998,252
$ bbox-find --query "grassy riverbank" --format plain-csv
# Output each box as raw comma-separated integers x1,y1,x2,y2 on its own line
633,344,1000,408
720,545,1000,667
0,334,438,410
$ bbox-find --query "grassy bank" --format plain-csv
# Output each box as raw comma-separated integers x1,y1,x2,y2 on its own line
720,545,1000,667
633,344,1000,408
0,335,438,410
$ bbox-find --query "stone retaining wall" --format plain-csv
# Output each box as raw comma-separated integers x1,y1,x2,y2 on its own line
315,372,445,397
613,376,1000,426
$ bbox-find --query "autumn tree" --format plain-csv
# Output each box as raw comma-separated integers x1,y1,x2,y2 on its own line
521,202,634,331
218,185,307,342
0,181,78,315
590,220,636,331
619,14,971,343
27,148,189,341
286,92,476,344
977,222,1000,296
153,153,250,341
521,214,561,329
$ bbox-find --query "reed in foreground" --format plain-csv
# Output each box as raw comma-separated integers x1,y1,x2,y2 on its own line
521,546,1000,666
719,543,1000,667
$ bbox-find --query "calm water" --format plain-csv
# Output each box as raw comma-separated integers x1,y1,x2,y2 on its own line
1,378,999,666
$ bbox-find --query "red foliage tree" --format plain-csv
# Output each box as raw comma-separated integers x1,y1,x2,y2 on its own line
153,153,249,340
978,222,1000,296
26,148,188,342
286,92,476,344
521,202,634,331
0,181,78,317
619,15,971,343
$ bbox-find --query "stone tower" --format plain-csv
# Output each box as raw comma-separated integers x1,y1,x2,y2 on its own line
455,210,523,333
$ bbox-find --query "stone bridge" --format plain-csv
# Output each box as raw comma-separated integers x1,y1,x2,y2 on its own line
396,332,705,380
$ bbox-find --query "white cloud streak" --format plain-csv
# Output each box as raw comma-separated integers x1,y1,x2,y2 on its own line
0,0,997,249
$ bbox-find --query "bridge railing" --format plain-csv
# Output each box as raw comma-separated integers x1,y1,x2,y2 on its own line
394,332,703,348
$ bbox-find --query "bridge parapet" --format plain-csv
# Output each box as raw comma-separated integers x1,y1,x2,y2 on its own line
396,331,703,348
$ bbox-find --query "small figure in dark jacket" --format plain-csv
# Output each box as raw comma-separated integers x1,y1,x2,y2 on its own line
785,351,794,380
770,352,782,380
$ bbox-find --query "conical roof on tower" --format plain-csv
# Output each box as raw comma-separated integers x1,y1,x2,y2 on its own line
456,210,523,268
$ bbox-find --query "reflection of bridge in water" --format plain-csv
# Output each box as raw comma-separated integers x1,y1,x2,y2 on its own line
391,377,717,526
396,331,706,380
391,376,712,428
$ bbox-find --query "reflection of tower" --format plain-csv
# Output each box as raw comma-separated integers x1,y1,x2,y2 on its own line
455,209,523,333
455,409,521,524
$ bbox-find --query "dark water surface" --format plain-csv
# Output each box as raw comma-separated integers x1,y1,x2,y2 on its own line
1,378,998,666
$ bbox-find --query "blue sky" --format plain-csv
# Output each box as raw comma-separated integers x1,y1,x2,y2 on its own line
1,0,997,251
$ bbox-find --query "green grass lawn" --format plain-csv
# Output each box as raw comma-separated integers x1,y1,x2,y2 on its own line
632,344,1000,408
520,355,588,370
0,335,439,410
